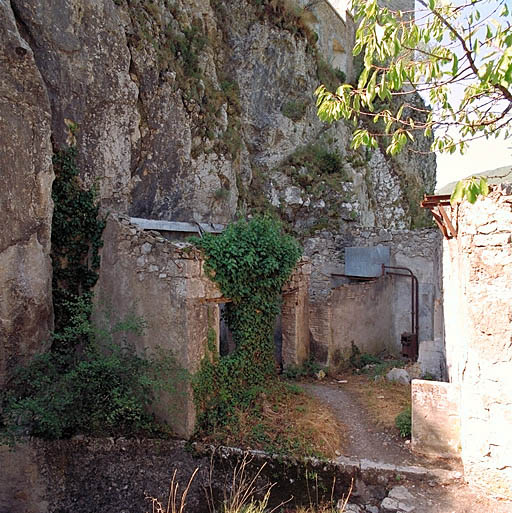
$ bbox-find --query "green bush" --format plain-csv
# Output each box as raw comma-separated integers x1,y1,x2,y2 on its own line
192,216,301,430
283,359,326,380
281,99,308,121
395,406,412,438
1,308,182,441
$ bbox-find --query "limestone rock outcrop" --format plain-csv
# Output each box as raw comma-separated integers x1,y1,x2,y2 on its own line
0,0,54,386
1,0,436,384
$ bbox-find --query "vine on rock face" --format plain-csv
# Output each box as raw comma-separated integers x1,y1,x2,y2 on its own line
51,146,105,350
192,217,301,430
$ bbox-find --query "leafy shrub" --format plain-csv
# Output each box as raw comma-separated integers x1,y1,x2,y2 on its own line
287,143,345,178
283,359,327,380
281,99,308,121
192,216,301,431
395,406,412,438
1,308,181,441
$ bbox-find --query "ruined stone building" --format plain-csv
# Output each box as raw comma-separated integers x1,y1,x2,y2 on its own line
1,0,511,501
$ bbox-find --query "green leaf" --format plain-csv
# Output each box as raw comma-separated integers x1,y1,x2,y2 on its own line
450,180,465,205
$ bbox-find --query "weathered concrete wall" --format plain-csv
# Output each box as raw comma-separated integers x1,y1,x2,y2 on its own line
310,277,393,365
282,258,312,368
0,0,54,387
330,277,393,360
347,228,443,353
412,379,461,460
305,228,442,362
443,185,512,499
94,214,223,438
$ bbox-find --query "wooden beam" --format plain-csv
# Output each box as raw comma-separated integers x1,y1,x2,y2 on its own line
431,210,450,239
437,205,457,238
199,297,232,304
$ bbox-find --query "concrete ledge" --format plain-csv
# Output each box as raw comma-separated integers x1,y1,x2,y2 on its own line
194,443,463,487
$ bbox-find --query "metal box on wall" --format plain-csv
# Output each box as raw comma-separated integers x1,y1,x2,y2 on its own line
344,246,390,278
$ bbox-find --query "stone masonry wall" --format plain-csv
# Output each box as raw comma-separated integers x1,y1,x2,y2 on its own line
306,228,443,363
297,0,356,83
94,214,223,439
443,185,512,499
282,258,312,368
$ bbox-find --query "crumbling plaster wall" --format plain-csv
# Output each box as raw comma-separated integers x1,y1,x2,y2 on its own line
306,227,442,364
443,185,512,499
94,214,312,436
282,258,312,368
94,214,223,439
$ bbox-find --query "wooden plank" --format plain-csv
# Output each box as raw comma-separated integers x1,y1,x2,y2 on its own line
199,297,232,304
431,210,450,239
437,205,457,238
130,217,225,234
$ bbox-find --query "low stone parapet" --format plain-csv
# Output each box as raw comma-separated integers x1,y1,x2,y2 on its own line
411,379,461,460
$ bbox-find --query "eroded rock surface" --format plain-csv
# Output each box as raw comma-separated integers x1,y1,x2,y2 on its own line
0,0,54,386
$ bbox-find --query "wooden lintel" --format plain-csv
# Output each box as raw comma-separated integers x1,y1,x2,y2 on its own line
437,204,457,238
199,297,232,304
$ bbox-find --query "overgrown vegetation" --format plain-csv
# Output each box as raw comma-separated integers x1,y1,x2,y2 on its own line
1,145,177,442
51,147,105,347
197,380,343,460
348,344,406,377
1,307,178,441
281,99,309,121
280,141,350,197
192,217,301,432
283,359,326,380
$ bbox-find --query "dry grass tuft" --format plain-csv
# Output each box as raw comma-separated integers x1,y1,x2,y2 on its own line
344,375,411,430
198,380,346,460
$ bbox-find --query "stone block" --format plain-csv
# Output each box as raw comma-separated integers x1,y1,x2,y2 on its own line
411,380,461,459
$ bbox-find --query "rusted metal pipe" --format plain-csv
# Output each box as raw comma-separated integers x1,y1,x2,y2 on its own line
382,265,419,344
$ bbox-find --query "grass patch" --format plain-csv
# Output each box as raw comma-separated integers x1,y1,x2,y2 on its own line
195,380,345,460
395,406,412,438
282,99,309,121
344,374,411,431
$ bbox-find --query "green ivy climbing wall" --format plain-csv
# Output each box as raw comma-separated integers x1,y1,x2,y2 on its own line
192,216,301,430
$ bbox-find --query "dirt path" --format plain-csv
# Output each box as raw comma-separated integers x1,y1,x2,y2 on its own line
301,381,512,513
302,382,445,468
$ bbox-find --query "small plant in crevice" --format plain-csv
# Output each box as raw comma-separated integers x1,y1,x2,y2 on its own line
395,406,412,438
192,217,301,432
281,99,309,121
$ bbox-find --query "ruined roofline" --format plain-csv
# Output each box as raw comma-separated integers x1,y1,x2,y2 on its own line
302,0,353,27
130,217,224,235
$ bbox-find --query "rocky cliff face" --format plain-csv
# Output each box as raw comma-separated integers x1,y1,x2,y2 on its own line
0,0,54,386
1,0,436,381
